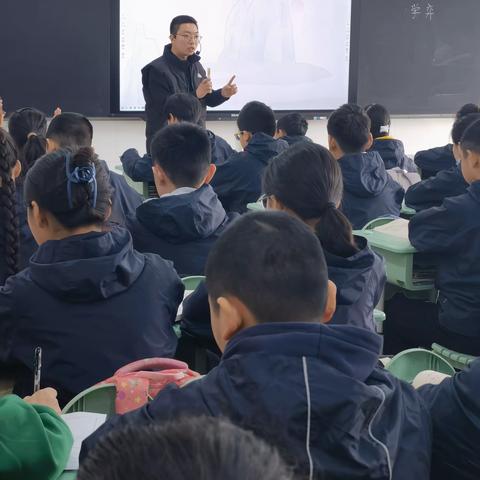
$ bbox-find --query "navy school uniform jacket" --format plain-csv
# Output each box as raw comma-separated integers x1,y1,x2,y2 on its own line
419,359,480,480
126,185,237,276
210,133,289,213
281,134,313,146
414,144,456,180
0,226,184,406
339,151,405,229
120,130,235,183
368,137,417,172
181,235,387,338
81,322,432,479
142,45,227,151
409,181,480,338
405,164,468,212
103,161,143,225
326,235,386,331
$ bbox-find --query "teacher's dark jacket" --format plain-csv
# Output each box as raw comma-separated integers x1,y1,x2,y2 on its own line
142,45,228,151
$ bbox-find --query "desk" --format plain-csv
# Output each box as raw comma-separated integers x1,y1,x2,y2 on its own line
246,202,264,212
58,472,77,480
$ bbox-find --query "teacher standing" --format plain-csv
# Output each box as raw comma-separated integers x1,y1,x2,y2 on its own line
142,15,238,152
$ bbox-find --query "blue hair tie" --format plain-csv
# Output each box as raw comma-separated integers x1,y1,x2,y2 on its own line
65,153,97,209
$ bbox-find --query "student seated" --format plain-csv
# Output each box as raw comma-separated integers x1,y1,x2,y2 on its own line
385,118,480,356
210,101,288,213
8,107,48,270
327,104,404,229
0,129,22,285
262,142,386,330
81,211,431,479
275,112,312,146
0,388,73,480
47,112,142,225
78,417,293,480
365,103,416,172
0,147,184,405
418,359,480,480
122,93,234,183
126,123,237,276
405,113,480,211
415,103,480,179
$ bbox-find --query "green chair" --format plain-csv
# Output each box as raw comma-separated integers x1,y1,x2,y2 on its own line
431,343,477,370
57,472,77,480
400,203,416,219
181,276,205,291
246,202,264,211
385,348,455,383
373,309,386,334
62,384,116,416
114,164,149,197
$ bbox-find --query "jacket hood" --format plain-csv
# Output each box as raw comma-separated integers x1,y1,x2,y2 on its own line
325,236,380,307
339,151,389,198
29,226,144,302
371,138,406,168
224,322,382,382
136,185,228,243
283,135,313,146
245,133,289,164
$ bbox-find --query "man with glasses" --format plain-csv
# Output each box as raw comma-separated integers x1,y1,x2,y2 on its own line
142,15,238,153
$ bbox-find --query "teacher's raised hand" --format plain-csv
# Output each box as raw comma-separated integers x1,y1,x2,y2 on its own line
196,78,213,99
221,75,238,99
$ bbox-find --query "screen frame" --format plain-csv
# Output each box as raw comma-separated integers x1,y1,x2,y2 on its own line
110,0,360,119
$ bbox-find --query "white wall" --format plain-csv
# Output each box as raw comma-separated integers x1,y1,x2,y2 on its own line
91,117,454,170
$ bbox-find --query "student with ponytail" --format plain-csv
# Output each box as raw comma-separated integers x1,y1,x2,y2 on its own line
0,129,21,284
0,147,184,406
262,142,386,330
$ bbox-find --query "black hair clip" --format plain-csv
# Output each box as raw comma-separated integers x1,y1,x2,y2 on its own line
65,153,97,209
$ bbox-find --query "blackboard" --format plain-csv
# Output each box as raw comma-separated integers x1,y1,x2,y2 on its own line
356,0,480,114
0,0,111,116
1,0,480,116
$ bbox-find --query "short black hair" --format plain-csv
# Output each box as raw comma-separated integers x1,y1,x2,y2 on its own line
164,93,202,124
150,123,211,187
237,101,276,137
461,118,480,154
170,15,198,35
276,113,308,137
456,103,480,120
78,417,293,480
451,113,480,144
206,211,329,324
365,103,391,138
327,104,371,154
46,112,93,148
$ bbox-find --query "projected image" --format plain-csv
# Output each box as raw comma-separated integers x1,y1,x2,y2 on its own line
119,0,352,112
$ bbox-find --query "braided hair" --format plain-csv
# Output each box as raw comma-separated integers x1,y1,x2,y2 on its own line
8,107,47,180
0,129,20,277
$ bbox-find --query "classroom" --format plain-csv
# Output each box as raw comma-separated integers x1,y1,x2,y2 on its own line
0,0,479,479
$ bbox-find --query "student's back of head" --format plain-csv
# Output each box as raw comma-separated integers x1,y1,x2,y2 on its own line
0,129,20,278
456,103,480,120
24,147,111,241
263,142,358,258
46,112,93,149
276,113,308,137
150,123,212,189
237,101,276,136
206,211,329,326
365,103,391,139
327,103,372,155
8,107,47,178
164,93,203,125
78,417,293,480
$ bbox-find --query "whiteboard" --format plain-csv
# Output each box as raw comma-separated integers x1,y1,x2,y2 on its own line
119,0,352,112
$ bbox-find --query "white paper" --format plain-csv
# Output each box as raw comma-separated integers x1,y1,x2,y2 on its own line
62,412,107,470
176,290,194,318
372,218,410,241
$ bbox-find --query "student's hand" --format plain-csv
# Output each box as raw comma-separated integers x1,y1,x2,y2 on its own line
221,76,238,99
0,98,5,128
24,387,62,415
53,106,62,117
196,78,213,99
